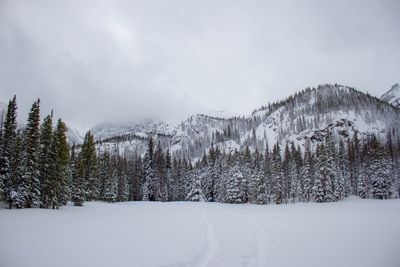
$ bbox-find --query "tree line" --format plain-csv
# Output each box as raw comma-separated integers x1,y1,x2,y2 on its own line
1,96,399,209
0,96,69,209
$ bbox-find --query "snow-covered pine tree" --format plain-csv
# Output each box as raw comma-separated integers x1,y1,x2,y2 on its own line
72,131,96,206
98,151,109,200
271,142,283,204
263,143,273,204
338,139,351,197
154,141,166,201
240,146,252,203
349,132,361,195
301,140,314,202
334,140,346,201
282,143,292,203
52,119,70,208
39,114,54,208
212,151,225,202
385,130,398,198
324,134,337,202
69,144,82,206
170,157,180,201
116,174,128,202
201,144,216,202
115,152,129,202
367,135,392,199
104,168,117,203
0,96,19,209
186,171,206,202
79,131,98,201
164,149,173,201
313,144,327,202
131,155,143,201
248,148,266,204
13,133,24,208
20,99,41,208
291,143,303,202
357,163,368,198
224,151,245,204
142,136,158,201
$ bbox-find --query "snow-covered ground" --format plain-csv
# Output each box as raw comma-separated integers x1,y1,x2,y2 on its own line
1,197,399,267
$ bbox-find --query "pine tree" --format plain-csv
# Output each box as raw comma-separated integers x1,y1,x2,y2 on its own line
263,143,273,204
20,99,41,208
313,144,327,202
130,155,143,201
357,164,368,198
39,114,54,208
271,142,283,204
224,152,245,204
142,136,156,201
324,134,337,202
338,139,351,197
164,149,173,201
78,131,98,202
349,132,361,195
98,151,112,201
115,154,129,202
0,96,20,208
301,140,314,202
104,168,117,203
248,149,266,204
72,168,85,206
240,146,252,203
154,141,165,201
51,119,70,208
72,131,96,206
13,133,24,208
367,135,392,199
186,174,206,202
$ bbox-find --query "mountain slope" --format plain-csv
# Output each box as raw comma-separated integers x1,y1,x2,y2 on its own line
381,83,400,107
93,84,400,160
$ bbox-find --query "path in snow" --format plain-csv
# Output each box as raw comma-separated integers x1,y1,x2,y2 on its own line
242,214,267,267
162,208,220,267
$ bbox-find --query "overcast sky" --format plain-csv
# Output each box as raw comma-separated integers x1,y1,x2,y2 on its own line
0,0,399,131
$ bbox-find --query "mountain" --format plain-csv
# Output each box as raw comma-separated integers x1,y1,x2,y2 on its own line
92,119,175,141
66,126,83,145
93,84,400,160
381,83,400,107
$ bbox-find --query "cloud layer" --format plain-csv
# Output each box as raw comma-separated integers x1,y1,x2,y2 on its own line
1,0,399,130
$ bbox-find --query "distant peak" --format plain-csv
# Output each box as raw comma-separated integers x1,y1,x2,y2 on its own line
391,83,399,90
381,83,400,107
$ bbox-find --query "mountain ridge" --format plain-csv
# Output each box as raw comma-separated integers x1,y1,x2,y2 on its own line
92,84,400,161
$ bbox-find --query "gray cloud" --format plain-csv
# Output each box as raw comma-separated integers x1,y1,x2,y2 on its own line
0,0,399,131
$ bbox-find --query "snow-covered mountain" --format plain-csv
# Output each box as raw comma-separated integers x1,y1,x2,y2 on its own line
91,119,175,141
66,126,83,145
381,83,400,108
93,84,400,160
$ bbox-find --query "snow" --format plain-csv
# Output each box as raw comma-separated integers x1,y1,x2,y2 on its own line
66,125,84,145
381,83,400,107
1,198,399,267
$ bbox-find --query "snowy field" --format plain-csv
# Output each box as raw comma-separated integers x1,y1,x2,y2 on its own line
1,197,399,267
